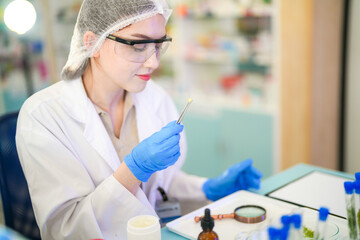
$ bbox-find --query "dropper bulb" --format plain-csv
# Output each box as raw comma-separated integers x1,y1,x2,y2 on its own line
354,181,360,194
344,181,354,194
355,172,360,181
201,208,214,231
318,207,329,222
204,208,210,218
281,215,291,227
268,227,279,240
292,214,302,229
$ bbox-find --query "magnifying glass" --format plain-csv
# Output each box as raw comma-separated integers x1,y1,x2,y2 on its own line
194,205,266,224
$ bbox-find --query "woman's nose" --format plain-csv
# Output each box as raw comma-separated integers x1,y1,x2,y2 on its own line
143,51,160,69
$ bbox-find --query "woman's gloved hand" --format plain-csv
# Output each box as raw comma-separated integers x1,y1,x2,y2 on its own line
202,159,263,201
124,121,183,182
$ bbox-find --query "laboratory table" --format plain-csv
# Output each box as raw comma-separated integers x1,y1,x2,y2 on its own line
161,163,354,239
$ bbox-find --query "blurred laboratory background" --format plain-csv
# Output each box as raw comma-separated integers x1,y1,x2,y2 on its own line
0,0,359,180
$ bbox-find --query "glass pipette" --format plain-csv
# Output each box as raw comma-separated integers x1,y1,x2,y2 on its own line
177,98,192,124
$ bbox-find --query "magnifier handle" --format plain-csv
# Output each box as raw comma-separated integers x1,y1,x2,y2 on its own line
194,213,235,223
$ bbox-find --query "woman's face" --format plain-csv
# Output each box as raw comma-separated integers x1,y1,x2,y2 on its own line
95,14,166,93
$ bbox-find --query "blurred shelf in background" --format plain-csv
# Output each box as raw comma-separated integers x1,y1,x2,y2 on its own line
153,0,278,178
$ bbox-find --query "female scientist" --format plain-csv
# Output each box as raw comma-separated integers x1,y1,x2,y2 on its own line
15,0,262,239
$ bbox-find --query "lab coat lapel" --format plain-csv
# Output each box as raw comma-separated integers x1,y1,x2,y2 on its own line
61,78,120,172
132,92,161,142
82,103,120,172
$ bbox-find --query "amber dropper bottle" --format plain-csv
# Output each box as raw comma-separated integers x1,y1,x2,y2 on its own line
198,208,219,240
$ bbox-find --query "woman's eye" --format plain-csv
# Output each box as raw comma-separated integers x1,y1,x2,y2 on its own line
155,43,163,51
133,44,147,52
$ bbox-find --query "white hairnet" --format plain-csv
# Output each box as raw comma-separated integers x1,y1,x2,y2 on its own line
61,0,172,80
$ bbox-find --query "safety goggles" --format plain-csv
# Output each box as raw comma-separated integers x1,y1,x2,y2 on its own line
106,34,172,63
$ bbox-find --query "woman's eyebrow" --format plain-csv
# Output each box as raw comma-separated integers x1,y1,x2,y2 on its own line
130,33,167,39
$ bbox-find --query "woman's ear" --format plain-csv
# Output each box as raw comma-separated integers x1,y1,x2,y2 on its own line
83,31,100,58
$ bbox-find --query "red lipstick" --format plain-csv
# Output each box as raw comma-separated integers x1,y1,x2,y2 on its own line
137,74,151,81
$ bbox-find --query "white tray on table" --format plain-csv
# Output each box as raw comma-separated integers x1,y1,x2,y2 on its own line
166,190,349,240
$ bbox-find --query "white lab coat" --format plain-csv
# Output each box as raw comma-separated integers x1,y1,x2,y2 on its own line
16,78,207,240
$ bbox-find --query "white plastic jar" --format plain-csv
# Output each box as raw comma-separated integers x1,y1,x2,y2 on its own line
127,215,161,240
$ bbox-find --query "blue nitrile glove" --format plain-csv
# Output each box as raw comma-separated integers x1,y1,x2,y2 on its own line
202,159,263,201
124,121,184,182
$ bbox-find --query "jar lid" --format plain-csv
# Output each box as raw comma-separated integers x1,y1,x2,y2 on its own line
127,215,160,234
